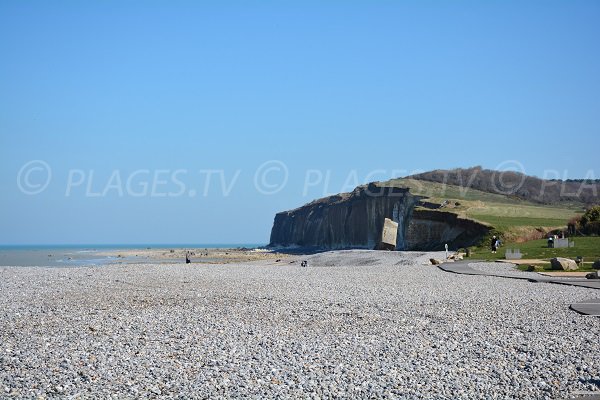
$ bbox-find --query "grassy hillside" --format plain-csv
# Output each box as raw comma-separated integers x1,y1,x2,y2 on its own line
408,166,600,205
380,178,584,241
365,174,596,264
465,204,577,230
384,178,516,204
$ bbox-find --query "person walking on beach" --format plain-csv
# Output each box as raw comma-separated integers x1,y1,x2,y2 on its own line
491,235,498,254
185,251,191,264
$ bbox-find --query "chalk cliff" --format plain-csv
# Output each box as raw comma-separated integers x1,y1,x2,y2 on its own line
269,183,490,251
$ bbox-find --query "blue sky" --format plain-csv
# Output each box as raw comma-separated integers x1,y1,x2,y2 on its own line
1,1,599,245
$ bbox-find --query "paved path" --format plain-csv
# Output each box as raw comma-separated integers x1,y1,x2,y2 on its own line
439,261,600,316
538,271,590,277
570,299,600,316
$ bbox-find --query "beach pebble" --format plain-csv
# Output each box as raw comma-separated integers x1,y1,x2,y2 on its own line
0,250,598,398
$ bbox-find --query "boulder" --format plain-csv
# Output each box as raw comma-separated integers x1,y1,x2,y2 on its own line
593,259,600,270
430,258,442,265
586,271,599,280
550,257,578,271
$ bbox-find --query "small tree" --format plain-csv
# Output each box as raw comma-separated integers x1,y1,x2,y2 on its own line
579,205,600,235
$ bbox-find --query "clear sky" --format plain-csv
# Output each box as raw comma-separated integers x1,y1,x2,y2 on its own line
1,1,599,245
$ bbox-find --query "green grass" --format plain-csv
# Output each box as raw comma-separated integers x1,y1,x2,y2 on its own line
466,215,570,230
470,236,600,262
384,178,518,204
376,177,597,271
381,178,584,238
465,202,579,227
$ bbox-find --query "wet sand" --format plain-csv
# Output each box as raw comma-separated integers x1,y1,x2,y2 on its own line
0,247,286,267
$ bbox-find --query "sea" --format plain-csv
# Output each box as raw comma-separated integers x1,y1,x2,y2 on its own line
0,244,265,267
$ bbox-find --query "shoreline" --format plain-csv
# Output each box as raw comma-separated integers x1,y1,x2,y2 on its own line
0,246,285,267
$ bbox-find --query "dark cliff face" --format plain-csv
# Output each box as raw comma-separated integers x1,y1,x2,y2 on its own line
269,184,491,251
405,209,491,251
269,185,420,250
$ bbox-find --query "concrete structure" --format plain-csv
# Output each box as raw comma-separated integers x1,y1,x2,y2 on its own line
505,249,522,260
554,238,570,248
377,218,398,250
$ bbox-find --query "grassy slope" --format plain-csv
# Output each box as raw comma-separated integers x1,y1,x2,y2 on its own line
380,178,598,267
383,178,583,236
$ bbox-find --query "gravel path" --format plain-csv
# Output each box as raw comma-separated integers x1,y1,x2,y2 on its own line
1,250,599,399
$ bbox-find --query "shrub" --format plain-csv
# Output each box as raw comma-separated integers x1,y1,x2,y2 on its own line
578,205,600,235
581,205,600,226
583,220,600,235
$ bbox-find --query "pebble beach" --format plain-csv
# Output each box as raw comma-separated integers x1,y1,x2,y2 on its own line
1,250,599,399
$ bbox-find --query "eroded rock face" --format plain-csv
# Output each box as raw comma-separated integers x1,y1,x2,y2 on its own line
269,185,491,251
269,185,419,250
404,209,491,251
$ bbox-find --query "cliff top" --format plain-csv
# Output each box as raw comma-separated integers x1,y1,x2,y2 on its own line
276,167,590,242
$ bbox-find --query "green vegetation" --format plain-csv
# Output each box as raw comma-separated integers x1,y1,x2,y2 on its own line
577,205,600,235
380,177,597,268
581,205,600,225
382,178,584,240
466,216,569,230
464,202,579,226
386,178,517,204
470,237,600,262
